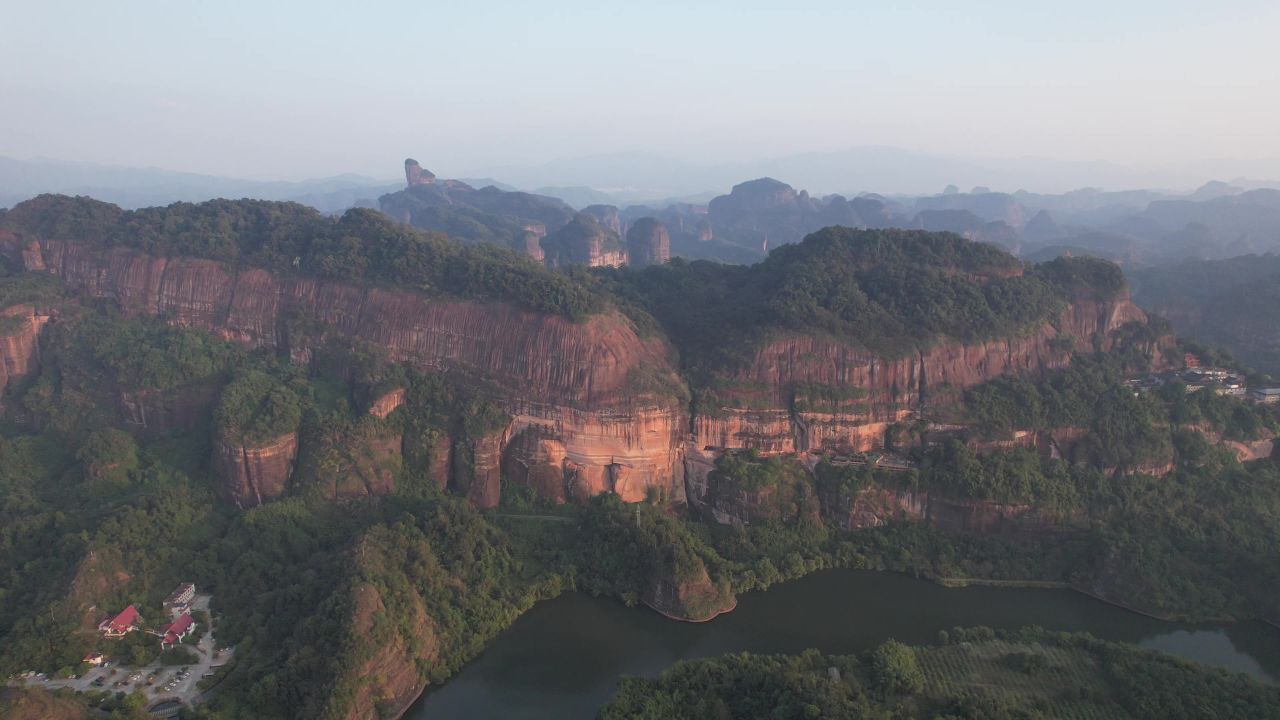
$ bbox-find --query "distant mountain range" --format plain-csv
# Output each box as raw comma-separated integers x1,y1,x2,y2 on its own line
476,147,1280,199
7,152,1280,271
0,155,510,214
7,149,1280,215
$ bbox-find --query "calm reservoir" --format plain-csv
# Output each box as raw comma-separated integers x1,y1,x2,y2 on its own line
409,569,1280,719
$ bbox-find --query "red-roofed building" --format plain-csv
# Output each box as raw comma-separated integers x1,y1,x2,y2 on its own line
83,652,105,666
160,613,196,648
98,605,139,638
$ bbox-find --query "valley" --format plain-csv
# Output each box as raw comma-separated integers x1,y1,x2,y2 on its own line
0,195,1278,719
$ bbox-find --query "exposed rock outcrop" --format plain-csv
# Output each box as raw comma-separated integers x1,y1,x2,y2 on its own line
644,563,736,622
404,158,436,187
460,427,508,510
338,425,403,500
540,212,627,268
503,401,686,504
380,162,574,255
341,583,436,720
625,217,671,268
581,204,623,237
7,234,1167,513
118,383,218,436
693,292,1158,457
22,236,686,508
0,304,50,396
519,223,546,263
367,388,406,419
214,432,299,509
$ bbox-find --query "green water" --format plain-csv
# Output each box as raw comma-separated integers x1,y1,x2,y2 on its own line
408,569,1280,719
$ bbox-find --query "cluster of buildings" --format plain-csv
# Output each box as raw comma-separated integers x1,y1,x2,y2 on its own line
93,583,199,652
1124,360,1280,404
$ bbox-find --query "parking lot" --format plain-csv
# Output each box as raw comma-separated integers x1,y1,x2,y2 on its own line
9,594,232,708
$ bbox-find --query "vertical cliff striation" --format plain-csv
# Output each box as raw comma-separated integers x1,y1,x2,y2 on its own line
692,292,1158,457
213,432,300,509
9,233,1165,512
16,236,687,507
625,217,671,268
0,304,51,397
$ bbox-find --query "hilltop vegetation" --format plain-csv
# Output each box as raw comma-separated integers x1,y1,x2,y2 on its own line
598,627,1280,720
1,195,601,320
1,298,1278,717
600,226,1126,374
3,197,1278,719
1131,254,1280,377
4,197,1132,376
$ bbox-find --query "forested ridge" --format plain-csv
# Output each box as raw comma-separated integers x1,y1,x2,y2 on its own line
599,627,1280,720
1,297,1277,718
1,194,601,320
4,196,1127,373
1131,254,1280,377
1,198,1277,720
597,226,1126,375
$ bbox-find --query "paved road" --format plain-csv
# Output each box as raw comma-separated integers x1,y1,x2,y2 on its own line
9,594,232,709
492,513,577,523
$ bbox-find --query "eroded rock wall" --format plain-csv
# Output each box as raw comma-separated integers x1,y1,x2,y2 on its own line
693,293,1159,457
214,432,299,509
21,238,686,506
14,237,1166,511
0,305,50,396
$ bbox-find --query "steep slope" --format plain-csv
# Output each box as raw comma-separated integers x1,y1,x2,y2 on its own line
379,159,575,260
0,197,688,509
2,198,1167,513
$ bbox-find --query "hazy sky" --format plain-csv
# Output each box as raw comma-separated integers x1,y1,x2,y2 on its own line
4,0,1279,181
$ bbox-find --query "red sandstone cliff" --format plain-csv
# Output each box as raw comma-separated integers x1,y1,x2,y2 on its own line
14,237,686,507
644,564,736,622
0,305,50,397
340,583,436,720
8,234,1167,512
462,427,508,510
693,293,1161,457
214,432,299,509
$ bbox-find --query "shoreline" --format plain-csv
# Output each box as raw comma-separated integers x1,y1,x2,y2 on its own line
392,567,1249,720
1068,586,1238,624
934,575,1240,624
933,577,1070,589
642,597,740,624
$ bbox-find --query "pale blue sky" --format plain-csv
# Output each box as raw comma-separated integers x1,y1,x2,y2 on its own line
3,0,1278,181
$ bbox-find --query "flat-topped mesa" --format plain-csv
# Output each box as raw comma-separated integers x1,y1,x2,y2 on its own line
581,204,623,237
12,234,688,508
693,291,1161,457
23,239,671,408
214,432,299,509
541,212,628,268
1,207,1169,514
626,218,671,268
404,158,436,187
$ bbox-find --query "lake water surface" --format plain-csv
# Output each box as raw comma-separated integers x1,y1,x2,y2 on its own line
409,569,1280,719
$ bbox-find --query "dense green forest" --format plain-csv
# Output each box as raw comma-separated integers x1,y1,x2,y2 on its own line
1,194,600,320
3,208,1280,718
1131,254,1280,376
598,627,1280,720
598,227,1127,375
4,196,1132,377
